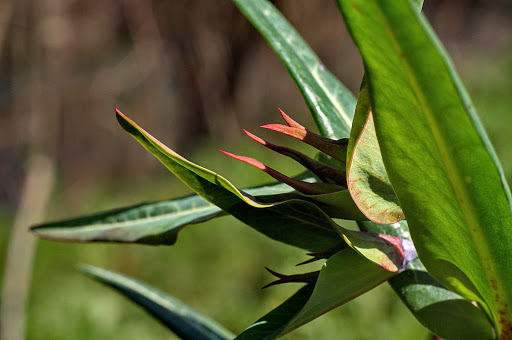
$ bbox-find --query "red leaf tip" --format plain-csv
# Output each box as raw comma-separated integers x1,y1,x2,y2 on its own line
243,129,267,146
278,108,304,129
219,150,266,170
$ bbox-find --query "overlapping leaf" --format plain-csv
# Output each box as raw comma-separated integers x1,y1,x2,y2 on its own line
337,0,512,335
115,110,414,270
80,265,234,340
360,221,493,339
346,85,404,224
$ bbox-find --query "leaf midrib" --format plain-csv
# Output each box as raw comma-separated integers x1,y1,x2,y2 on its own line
40,206,222,233
372,1,503,316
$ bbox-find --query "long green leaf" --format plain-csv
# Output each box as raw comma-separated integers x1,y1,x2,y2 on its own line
117,112,341,253
31,176,323,245
116,110,415,270
338,0,512,335
79,265,234,340
235,284,315,340
232,0,355,139
31,194,223,245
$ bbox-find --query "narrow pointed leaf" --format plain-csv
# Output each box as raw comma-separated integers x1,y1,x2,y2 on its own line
31,194,223,245
79,265,234,340
338,0,512,335
219,150,344,195
261,123,347,163
231,0,355,139
31,178,308,245
243,129,347,186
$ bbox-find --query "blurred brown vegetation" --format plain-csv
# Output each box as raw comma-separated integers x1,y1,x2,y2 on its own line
1,0,511,211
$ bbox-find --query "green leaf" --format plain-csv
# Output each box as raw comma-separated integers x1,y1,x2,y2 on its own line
235,284,315,340
116,110,414,270
232,0,355,139
31,194,223,245
279,247,396,336
390,261,494,340
30,177,319,245
338,0,512,335
347,101,404,224
79,265,234,340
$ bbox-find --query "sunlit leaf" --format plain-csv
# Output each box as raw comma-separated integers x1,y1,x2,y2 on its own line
338,0,512,335
347,107,404,224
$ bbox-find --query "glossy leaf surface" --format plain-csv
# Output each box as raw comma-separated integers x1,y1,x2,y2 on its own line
32,194,223,245
232,0,355,139
347,109,404,224
80,265,234,340
338,0,512,335
31,177,328,245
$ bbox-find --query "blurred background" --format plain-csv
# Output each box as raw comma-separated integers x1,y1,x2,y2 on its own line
0,0,511,339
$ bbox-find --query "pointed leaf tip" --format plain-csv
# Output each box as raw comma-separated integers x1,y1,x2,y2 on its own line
220,150,343,195
261,124,347,163
243,129,346,186
278,108,304,129
219,150,265,170
243,129,267,146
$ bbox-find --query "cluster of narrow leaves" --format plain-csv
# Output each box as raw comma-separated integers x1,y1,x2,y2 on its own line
32,0,511,339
